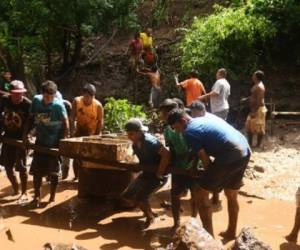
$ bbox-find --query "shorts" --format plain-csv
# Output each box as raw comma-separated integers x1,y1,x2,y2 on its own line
196,154,250,192
245,106,267,134
122,172,167,202
171,174,195,197
213,109,229,121
30,152,60,177
149,86,162,108
0,143,26,172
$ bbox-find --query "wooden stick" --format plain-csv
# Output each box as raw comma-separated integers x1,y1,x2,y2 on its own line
0,136,196,177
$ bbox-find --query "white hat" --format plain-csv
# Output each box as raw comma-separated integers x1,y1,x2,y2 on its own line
10,80,27,93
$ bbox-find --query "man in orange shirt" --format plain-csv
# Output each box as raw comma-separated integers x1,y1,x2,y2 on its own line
175,71,206,106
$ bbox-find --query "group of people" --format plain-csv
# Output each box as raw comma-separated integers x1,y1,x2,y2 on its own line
0,75,103,207
0,66,298,243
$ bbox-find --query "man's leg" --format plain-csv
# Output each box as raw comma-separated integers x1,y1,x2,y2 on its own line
285,206,300,243
49,175,58,202
256,133,264,148
190,189,198,218
171,192,181,229
195,187,214,236
247,133,253,148
138,200,155,228
5,167,19,195
33,174,42,203
220,189,239,240
61,157,70,180
19,168,28,195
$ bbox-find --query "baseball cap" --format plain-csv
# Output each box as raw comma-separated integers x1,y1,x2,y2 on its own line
125,118,149,132
159,98,178,111
83,84,96,96
10,80,27,93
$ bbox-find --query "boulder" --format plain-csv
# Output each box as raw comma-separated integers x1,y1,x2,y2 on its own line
233,227,272,250
43,243,88,250
163,218,224,250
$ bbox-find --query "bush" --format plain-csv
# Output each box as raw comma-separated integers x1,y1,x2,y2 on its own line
104,97,147,133
179,5,276,79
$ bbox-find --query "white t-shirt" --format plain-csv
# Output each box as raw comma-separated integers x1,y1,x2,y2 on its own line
210,78,230,113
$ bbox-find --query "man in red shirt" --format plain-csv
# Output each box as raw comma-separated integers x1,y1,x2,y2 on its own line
127,32,143,71
175,71,206,106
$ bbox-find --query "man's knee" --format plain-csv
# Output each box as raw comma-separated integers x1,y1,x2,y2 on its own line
224,189,238,200
195,187,210,207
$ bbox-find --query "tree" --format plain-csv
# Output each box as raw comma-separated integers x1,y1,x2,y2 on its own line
0,0,141,87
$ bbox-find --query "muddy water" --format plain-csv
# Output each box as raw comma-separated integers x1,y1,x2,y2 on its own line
0,123,300,249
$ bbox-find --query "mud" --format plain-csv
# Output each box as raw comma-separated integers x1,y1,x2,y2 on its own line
0,121,300,249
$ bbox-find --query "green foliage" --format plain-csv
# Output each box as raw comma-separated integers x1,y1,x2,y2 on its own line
180,6,276,79
152,0,170,25
0,0,142,83
104,97,147,133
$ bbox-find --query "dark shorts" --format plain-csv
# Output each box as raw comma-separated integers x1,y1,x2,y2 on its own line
171,174,195,196
30,153,60,177
122,172,167,202
0,144,26,172
196,154,250,192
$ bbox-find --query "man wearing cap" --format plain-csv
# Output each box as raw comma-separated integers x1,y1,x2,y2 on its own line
168,109,251,239
0,80,31,201
28,80,69,206
122,118,170,229
70,84,104,180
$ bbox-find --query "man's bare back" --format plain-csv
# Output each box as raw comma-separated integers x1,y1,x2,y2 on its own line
250,82,265,115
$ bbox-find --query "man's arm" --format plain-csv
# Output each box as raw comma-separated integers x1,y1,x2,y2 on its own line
70,99,77,136
156,145,171,178
62,117,70,139
198,90,218,101
95,103,104,135
197,149,211,169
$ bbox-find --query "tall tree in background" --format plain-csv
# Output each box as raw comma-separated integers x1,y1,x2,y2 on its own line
0,0,141,87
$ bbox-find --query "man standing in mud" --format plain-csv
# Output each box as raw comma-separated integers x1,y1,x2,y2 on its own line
28,81,69,206
168,109,251,239
245,70,267,148
159,99,198,231
122,118,170,229
0,80,30,202
70,84,103,180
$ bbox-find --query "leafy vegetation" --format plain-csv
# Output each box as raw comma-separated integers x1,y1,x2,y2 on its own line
180,6,276,79
104,97,147,133
180,0,300,79
0,0,141,84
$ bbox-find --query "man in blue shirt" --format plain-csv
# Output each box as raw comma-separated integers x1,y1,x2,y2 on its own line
122,118,170,229
168,109,251,240
27,81,69,207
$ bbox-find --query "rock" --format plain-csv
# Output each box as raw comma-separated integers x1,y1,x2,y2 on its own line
164,218,224,250
43,243,88,250
253,165,265,173
233,227,272,250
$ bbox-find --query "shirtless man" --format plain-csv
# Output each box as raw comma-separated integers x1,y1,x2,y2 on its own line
245,70,267,148
137,65,161,108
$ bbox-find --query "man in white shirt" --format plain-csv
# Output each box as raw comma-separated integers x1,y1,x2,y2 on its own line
199,68,231,120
